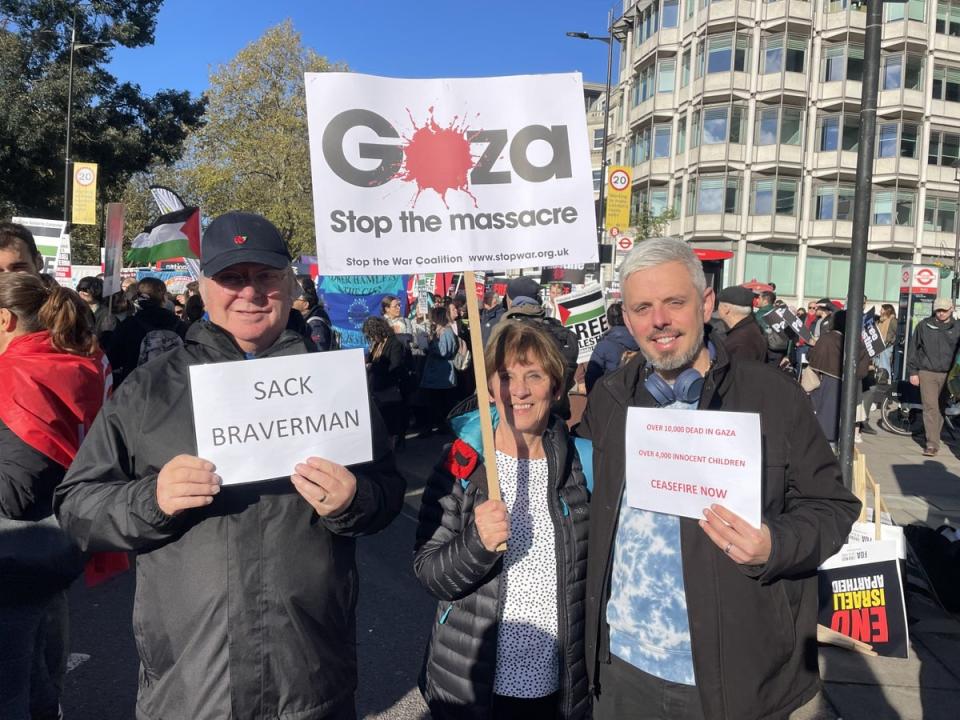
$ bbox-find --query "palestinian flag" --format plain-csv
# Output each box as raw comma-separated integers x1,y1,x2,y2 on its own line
555,285,605,327
127,207,201,264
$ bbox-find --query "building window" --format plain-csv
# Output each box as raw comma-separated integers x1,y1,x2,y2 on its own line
821,43,864,83
762,35,806,74
882,53,924,91
658,60,676,94
662,0,680,27
653,124,672,158
818,115,859,152
756,106,804,146
925,195,958,233
702,33,750,75
936,0,960,34
752,178,798,216
815,184,855,221
593,129,604,151
901,123,919,158
933,65,960,102
681,50,691,87
691,176,740,214
593,170,602,193
673,183,683,215
872,191,916,226
827,0,866,11
929,129,960,166
887,0,926,21
650,188,670,215
677,117,686,154
877,123,898,157
690,110,701,148
698,104,745,145
635,2,661,45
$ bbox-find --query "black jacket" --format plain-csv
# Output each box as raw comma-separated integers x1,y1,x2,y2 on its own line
55,321,405,720
0,420,83,603
414,411,590,720
720,314,767,363
579,339,860,720
105,303,187,385
907,315,960,374
585,326,639,393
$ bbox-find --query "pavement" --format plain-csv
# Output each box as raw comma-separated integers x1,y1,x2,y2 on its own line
61,427,960,719
818,427,960,720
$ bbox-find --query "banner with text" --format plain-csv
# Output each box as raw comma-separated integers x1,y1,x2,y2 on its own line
316,274,409,349
625,407,762,527
604,166,632,232
554,283,607,362
305,72,598,274
190,351,373,485
71,162,98,226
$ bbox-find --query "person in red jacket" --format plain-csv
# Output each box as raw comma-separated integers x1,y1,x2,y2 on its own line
0,272,109,720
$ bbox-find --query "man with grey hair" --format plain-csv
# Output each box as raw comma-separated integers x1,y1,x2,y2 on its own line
56,211,404,720
579,237,859,720
715,285,765,362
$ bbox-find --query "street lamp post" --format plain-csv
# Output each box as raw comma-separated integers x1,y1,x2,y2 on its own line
567,7,616,249
953,163,960,300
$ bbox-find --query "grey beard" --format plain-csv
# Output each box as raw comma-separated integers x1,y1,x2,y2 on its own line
641,324,705,373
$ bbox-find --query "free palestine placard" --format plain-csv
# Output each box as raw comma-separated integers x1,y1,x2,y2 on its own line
190,350,372,485
625,407,762,527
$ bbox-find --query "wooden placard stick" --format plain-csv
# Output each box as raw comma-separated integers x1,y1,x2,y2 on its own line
463,272,504,546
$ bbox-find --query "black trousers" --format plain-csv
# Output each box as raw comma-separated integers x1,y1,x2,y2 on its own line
491,691,559,720
593,655,704,720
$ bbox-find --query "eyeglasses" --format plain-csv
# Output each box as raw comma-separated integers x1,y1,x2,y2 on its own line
213,268,288,294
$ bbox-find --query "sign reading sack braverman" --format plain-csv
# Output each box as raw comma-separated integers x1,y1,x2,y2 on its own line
305,72,598,275
189,350,372,485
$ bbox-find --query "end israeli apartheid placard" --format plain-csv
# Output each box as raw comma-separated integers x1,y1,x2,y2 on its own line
305,72,598,275
555,284,607,363
625,407,762,527
189,350,372,485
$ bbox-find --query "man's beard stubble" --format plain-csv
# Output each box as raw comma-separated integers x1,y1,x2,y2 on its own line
640,323,705,374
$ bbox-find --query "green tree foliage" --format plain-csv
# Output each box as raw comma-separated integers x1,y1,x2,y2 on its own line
179,20,345,258
630,204,676,240
0,1,205,262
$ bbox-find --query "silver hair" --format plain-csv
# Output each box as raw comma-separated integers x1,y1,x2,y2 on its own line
718,302,752,316
618,237,707,295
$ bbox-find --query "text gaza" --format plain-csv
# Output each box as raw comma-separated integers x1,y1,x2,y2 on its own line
321,109,573,188
645,423,737,437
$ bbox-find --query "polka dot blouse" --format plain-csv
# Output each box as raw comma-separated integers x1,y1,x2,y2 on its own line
493,450,560,698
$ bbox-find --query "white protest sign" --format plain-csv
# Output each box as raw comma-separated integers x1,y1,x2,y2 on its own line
554,283,607,362
625,407,762,527
305,72,598,275
190,350,372,485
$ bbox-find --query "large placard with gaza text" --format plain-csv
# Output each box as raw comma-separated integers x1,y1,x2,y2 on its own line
305,72,598,275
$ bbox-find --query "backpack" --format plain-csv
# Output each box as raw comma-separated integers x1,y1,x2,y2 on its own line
138,329,183,366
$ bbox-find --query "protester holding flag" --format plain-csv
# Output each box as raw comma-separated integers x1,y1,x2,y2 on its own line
415,321,591,720
585,302,639,393
55,211,405,720
0,273,109,720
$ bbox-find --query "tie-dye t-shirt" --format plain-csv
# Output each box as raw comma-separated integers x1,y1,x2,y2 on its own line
606,398,697,685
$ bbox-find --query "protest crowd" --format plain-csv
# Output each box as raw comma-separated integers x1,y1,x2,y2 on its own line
25,196,955,720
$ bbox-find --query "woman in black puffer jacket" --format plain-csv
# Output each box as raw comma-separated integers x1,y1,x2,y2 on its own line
414,321,591,720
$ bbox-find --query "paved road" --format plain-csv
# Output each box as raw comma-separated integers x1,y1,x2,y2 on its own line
61,434,447,719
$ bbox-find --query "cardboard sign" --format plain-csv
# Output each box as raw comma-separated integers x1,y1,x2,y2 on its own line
604,166,632,231
762,305,812,343
190,351,373,485
818,539,908,658
861,311,886,358
305,72,598,275
71,162,98,226
554,284,607,362
625,407,762,527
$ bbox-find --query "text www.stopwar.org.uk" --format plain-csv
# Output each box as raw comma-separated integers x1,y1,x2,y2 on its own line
468,247,570,264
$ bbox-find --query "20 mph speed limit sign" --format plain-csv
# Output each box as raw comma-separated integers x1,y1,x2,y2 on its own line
605,165,632,231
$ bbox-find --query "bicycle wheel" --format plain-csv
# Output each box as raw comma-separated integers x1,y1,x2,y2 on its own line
880,395,917,436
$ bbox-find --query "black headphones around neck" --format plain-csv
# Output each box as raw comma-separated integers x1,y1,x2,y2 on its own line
644,341,716,406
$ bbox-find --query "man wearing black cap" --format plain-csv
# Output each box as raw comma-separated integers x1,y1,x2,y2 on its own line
56,211,405,720
715,286,766,362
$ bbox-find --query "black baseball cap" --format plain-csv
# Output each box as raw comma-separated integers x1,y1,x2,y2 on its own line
506,276,542,302
201,211,291,277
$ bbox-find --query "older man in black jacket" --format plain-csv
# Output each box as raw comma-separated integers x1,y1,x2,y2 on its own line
56,212,405,720
714,285,766,362
579,238,859,720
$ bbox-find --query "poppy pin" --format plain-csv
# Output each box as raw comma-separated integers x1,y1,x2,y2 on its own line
233,235,247,245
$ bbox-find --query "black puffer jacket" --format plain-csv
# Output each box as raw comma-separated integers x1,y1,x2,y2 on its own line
55,321,405,720
414,409,590,720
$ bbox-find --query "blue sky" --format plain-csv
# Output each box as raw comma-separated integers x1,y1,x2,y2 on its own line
107,0,617,97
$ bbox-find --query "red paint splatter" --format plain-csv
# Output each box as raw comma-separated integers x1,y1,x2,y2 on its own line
394,107,478,208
